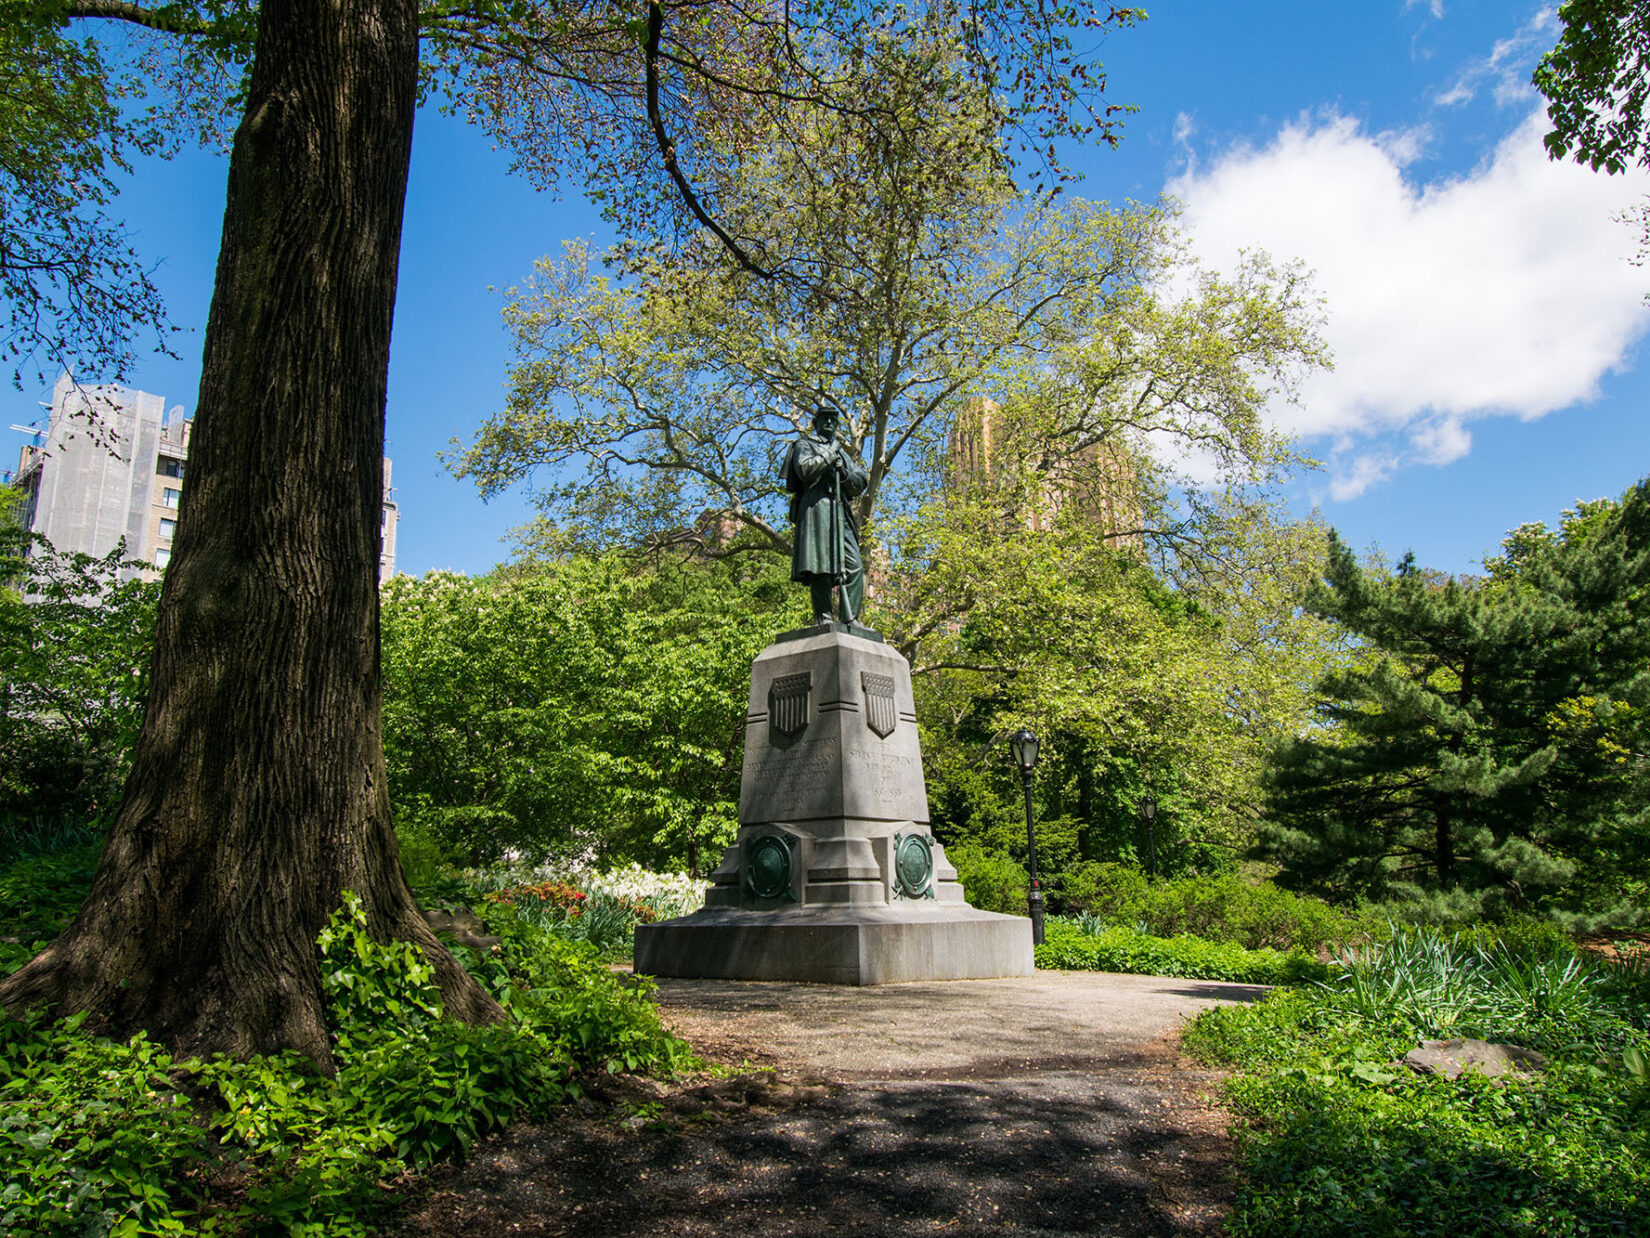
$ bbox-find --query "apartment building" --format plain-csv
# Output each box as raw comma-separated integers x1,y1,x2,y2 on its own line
9,375,400,582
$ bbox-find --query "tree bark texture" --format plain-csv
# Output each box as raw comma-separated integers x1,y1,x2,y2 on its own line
0,0,503,1065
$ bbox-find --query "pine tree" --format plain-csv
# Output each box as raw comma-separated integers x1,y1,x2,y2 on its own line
1264,481,1650,923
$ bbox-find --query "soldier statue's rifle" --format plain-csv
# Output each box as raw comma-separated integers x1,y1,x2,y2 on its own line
829,447,856,625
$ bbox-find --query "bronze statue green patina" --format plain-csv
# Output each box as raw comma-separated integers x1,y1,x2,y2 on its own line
783,406,868,623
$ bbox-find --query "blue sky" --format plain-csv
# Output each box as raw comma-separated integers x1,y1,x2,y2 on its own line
8,1,1648,578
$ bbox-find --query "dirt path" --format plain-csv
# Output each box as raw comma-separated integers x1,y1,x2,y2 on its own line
392,972,1265,1237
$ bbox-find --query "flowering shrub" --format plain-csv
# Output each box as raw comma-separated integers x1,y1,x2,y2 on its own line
573,863,709,921
467,864,704,958
486,881,589,920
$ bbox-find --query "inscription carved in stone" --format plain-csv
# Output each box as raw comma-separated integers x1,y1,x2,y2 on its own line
862,671,896,738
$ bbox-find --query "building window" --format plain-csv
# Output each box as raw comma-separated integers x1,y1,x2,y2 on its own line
154,548,171,569
157,457,184,479
162,487,181,509
159,518,177,540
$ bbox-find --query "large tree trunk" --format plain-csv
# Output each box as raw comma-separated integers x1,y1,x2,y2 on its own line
0,0,503,1067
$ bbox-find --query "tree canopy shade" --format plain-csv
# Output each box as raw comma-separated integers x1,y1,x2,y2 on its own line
1536,0,1650,176
1264,484,1650,925
1535,0,1650,275
0,0,1144,1068
457,58,1322,566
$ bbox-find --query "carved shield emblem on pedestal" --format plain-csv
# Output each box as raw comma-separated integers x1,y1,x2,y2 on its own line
768,672,811,737
862,672,897,738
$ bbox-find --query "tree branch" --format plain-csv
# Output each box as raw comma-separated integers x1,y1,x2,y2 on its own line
60,0,218,35
644,2,774,279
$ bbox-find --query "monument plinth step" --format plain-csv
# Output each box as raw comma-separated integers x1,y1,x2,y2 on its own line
634,904,1034,985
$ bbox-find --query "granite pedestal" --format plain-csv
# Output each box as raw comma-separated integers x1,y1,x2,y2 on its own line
634,624,1033,984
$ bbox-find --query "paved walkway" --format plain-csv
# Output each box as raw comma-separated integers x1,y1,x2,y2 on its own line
393,971,1265,1237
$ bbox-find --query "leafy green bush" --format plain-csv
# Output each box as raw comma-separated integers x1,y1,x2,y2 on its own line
479,897,696,1075
395,820,472,895
0,540,158,824
1035,917,1328,984
1053,862,1356,951
0,1010,215,1236
1447,913,1577,959
381,557,796,870
1184,923,1650,1236
0,838,99,977
946,843,1028,916
0,888,695,1236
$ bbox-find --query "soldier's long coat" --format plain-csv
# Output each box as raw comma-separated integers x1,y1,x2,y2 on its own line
783,431,868,583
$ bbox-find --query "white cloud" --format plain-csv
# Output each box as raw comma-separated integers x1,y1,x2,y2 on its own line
1432,9,1559,108
1405,0,1446,19
1329,452,1399,502
1165,105,1650,499
1410,416,1472,465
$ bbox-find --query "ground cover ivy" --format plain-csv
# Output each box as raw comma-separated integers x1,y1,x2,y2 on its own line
1,886,694,1236
1185,926,1650,1236
0,838,101,976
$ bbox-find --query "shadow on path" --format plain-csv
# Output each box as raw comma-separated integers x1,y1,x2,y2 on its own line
393,971,1257,1237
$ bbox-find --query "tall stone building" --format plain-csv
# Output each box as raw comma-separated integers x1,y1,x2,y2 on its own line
945,398,1141,546
9,375,400,582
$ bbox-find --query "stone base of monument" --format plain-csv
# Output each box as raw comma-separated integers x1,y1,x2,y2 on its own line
633,623,1035,984
634,903,1032,984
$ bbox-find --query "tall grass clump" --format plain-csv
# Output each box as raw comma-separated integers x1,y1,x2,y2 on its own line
1322,922,1642,1054
0,813,102,861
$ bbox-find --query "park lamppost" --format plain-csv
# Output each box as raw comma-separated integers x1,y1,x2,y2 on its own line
1009,728,1045,945
1140,794,1159,879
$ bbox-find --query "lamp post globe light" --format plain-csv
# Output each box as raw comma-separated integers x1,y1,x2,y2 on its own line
1008,729,1045,946
1140,794,1158,880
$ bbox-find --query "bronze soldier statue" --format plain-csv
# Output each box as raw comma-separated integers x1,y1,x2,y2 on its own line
783,405,868,624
